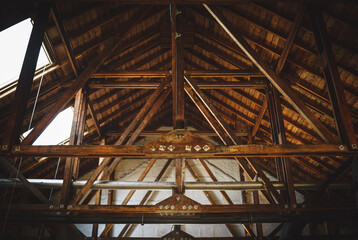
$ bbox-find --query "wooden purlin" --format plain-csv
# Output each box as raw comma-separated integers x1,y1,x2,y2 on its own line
203,4,337,144
21,6,152,145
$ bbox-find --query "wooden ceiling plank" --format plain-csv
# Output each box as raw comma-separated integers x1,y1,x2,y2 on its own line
51,5,79,78
21,6,153,145
308,5,358,149
2,3,51,148
204,4,337,144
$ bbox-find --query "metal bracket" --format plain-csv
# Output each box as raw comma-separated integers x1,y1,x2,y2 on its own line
175,32,182,39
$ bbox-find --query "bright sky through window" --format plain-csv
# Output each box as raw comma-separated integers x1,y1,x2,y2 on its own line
23,108,74,145
0,18,50,88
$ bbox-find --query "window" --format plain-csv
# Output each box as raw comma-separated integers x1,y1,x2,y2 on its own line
23,108,74,146
0,18,51,88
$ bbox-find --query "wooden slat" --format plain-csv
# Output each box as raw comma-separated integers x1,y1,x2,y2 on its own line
203,4,337,144
2,3,51,148
251,96,267,139
87,100,102,138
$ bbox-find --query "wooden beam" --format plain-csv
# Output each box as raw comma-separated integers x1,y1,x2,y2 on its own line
0,157,49,203
118,159,172,238
105,130,248,137
275,4,306,75
70,82,169,205
185,76,283,204
203,4,337,144
251,96,267,139
308,5,357,149
100,159,157,237
2,3,51,148
87,100,102,138
51,5,79,78
21,6,151,145
87,81,266,89
60,88,86,205
197,159,255,237
172,5,185,129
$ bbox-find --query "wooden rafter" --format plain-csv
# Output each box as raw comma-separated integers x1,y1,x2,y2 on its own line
203,4,337,144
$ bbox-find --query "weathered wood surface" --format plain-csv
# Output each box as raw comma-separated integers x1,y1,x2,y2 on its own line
4,144,354,158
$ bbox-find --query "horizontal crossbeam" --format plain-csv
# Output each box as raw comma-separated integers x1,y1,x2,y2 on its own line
2,144,354,158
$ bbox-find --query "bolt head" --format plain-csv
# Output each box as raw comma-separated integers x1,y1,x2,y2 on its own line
352,144,357,149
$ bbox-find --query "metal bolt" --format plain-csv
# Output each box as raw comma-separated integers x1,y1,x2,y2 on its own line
14,146,21,151
171,205,175,210
49,205,54,209
68,205,72,209
339,145,345,150
159,205,163,209
194,205,198,209
284,204,289,209
165,205,169,209
60,205,65,209
352,144,357,149
66,212,70,215
56,211,61,215
176,196,181,201
188,205,193,210
2,145,8,151
182,205,187,210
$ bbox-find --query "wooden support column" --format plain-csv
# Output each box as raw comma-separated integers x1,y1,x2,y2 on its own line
60,88,87,205
175,158,185,194
92,138,106,238
87,100,102,137
171,5,185,129
2,3,51,149
203,4,336,144
308,5,357,149
267,84,297,206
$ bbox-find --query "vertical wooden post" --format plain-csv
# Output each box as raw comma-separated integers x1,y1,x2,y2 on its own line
175,158,185,194
92,138,105,238
308,5,357,149
267,84,296,207
60,88,86,205
172,4,185,129
2,3,51,149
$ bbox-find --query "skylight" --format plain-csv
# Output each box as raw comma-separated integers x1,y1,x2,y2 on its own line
23,107,74,146
0,18,51,88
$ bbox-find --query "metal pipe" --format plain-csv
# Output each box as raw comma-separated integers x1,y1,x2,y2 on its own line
0,179,352,191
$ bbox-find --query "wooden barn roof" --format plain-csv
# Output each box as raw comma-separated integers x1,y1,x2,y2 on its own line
0,1,357,238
